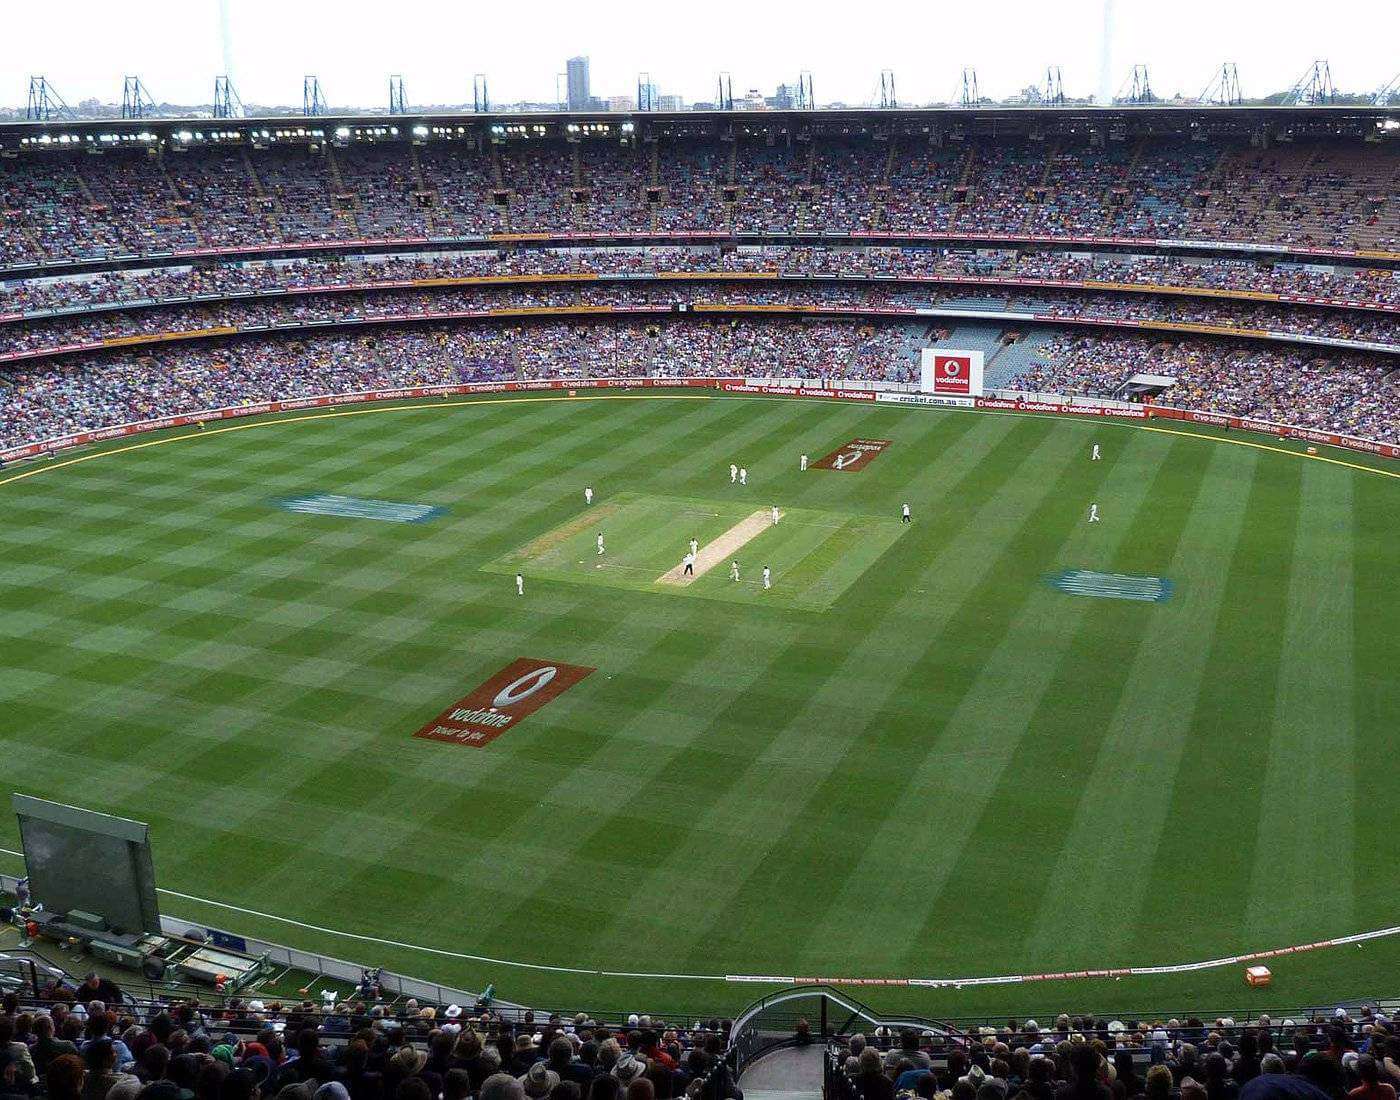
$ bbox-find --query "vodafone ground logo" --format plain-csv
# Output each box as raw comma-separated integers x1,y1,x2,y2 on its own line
810,438,893,472
414,658,595,748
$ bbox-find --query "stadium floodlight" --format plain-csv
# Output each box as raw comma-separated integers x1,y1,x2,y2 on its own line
412,124,429,137
335,126,351,138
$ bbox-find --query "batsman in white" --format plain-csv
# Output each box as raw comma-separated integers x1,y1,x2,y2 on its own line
762,566,772,590
730,560,740,582
770,505,780,526
739,467,748,485
596,532,606,554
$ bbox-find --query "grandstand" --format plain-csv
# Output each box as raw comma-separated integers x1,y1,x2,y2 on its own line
2,89,1399,1100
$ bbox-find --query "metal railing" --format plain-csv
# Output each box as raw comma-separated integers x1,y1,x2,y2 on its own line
727,985,956,1079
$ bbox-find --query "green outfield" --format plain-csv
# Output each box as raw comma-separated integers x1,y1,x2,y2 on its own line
0,390,1397,1019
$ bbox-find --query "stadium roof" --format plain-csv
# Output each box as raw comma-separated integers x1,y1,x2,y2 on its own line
2,102,1396,150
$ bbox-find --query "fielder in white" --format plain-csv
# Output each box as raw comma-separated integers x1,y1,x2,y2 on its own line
688,537,699,556
584,486,594,504
770,505,780,526
800,453,808,471
739,467,748,485
762,566,772,590
834,454,844,470
596,532,606,554
730,560,740,582
729,463,738,483
1088,503,1101,523
901,503,911,524
1091,444,1101,461
515,573,524,596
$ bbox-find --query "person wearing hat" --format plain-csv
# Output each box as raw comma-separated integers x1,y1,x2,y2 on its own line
388,1046,442,1100
613,1057,646,1088
520,1063,560,1099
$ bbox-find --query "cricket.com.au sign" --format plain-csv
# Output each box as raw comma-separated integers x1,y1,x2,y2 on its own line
414,658,595,747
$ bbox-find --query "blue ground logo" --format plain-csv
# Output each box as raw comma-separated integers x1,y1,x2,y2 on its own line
1046,570,1174,602
277,494,446,524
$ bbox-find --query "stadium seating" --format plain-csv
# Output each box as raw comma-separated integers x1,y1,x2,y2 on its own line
2,136,1397,266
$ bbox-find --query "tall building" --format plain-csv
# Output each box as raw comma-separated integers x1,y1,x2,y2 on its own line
566,56,591,111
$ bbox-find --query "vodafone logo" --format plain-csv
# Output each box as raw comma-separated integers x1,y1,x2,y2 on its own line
492,665,558,709
942,359,965,377
415,658,595,748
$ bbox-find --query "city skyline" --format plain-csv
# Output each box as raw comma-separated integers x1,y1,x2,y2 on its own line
2,0,1397,112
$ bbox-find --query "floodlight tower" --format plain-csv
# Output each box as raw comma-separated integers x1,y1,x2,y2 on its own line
798,71,814,109
25,76,74,121
303,75,327,116
1283,60,1336,105
715,73,733,111
959,68,980,108
388,74,407,115
879,70,897,109
121,76,157,120
1198,63,1242,106
213,75,243,119
1044,66,1066,106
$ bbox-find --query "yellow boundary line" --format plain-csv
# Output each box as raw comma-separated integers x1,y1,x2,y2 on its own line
2,389,1396,489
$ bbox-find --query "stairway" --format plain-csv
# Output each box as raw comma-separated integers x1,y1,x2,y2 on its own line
740,1044,824,1100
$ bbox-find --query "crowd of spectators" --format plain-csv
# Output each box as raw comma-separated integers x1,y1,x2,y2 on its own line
1,136,1395,266
2,308,1396,452
1007,333,1399,442
2,279,1395,364
3,248,1397,318
0,985,741,1100
0,318,925,448
831,1011,1400,1100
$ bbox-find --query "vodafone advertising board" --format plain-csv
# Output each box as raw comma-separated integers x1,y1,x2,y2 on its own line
920,349,985,397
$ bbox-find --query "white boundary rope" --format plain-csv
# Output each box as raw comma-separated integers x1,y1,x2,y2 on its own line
2,846,1395,987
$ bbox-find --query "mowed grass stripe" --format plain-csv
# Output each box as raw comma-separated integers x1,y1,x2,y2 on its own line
1025,442,1258,962
1352,474,1400,919
1132,455,1303,956
918,434,1213,970
670,416,1098,976
1244,464,1356,940
815,427,1172,976
596,409,1013,975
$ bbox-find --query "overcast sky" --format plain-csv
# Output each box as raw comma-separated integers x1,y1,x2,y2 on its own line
4,0,1397,110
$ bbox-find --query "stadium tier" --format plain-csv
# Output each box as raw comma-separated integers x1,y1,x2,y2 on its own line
2,122,1398,263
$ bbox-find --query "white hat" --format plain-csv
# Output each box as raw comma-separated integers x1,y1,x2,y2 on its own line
248,1001,266,1013
627,1014,639,1027
445,1005,462,1019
